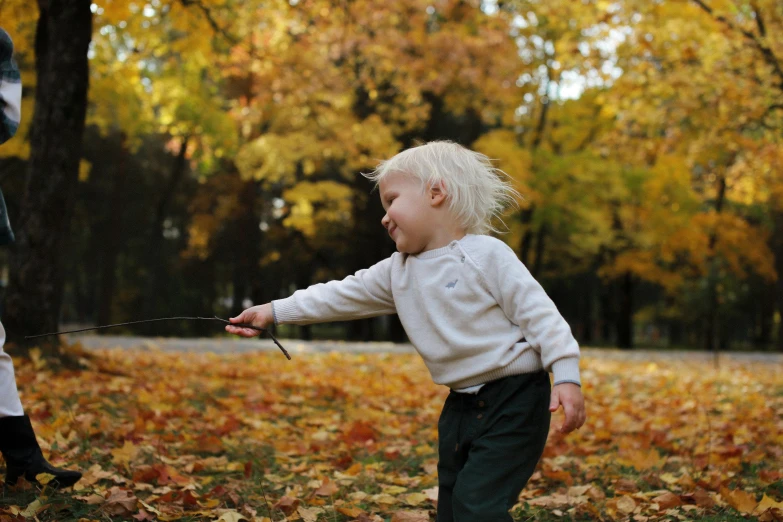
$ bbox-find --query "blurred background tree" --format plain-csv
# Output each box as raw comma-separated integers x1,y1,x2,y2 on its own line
0,0,780,353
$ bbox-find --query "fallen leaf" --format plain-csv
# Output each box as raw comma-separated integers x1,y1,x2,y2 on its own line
21,499,46,518
314,479,339,496
681,489,715,508
653,491,682,509
35,472,56,485
103,487,138,517
403,492,428,506
110,441,139,470
216,511,248,522
754,494,783,516
336,506,365,517
297,506,322,522
720,486,758,514
390,510,430,522
616,495,636,514
75,493,105,505
273,496,299,515
132,509,156,521
543,468,574,485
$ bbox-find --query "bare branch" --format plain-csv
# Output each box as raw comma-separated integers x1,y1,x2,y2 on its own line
179,0,239,45
690,0,783,87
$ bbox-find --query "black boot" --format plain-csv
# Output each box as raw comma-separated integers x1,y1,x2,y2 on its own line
0,415,82,489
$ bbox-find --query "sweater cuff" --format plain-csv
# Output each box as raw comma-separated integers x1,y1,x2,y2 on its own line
271,296,303,324
551,358,581,386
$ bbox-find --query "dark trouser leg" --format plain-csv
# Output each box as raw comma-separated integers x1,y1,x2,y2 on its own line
437,393,468,522
437,372,551,522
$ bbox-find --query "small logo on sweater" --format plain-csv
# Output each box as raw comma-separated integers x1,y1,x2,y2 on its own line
446,279,458,289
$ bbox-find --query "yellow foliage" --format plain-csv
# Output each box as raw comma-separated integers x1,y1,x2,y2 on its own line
78,160,92,182
282,181,353,237
473,130,532,204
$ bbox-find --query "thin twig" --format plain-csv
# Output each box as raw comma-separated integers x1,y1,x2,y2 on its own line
24,316,292,360
255,458,275,522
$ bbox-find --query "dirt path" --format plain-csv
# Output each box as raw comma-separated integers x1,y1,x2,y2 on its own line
69,334,783,363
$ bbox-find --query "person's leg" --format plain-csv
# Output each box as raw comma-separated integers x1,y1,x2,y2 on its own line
451,372,552,522
0,322,24,417
436,392,470,522
0,322,82,489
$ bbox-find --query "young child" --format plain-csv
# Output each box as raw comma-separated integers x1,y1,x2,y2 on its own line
226,141,586,522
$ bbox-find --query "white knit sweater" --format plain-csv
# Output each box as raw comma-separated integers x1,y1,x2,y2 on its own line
272,234,581,389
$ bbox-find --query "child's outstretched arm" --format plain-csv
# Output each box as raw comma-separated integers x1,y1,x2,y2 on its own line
227,256,396,335
549,382,586,434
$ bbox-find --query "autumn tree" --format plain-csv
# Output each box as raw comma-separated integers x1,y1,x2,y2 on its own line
2,0,92,349
601,0,781,350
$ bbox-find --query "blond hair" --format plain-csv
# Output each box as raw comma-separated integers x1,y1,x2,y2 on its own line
363,141,519,235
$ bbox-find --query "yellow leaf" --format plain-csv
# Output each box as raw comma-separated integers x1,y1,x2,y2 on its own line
720,486,758,514
297,506,322,522
35,472,56,485
754,494,783,515
382,485,408,495
110,441,139,470
216,511,248,522
403,492,428,506
372,493,399,505
21,499,46,518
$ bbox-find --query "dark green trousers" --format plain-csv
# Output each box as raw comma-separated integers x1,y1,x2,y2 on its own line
436,371,551,522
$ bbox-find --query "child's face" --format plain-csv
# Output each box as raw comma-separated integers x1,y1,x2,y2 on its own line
379,172,443,254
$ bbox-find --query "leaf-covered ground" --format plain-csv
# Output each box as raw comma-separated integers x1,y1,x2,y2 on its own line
1,346,782,521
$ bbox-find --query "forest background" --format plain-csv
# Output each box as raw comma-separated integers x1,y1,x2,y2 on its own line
1,0,782,353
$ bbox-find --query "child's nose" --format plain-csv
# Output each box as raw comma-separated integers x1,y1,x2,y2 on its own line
381,213,390,229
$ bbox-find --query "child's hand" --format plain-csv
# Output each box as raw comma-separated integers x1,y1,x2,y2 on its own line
549,382,586,434
225,303,274,337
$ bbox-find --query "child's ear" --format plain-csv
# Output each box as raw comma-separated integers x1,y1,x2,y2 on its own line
429,181,447,207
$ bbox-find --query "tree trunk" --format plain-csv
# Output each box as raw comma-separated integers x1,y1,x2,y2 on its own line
774,210,783,352
96,133,128,327
580,274,594,345
617,272,633,349
229,179,261,318
598,280,613,345
4,0,92,349
141,136,189,334
704,174,727,352
518,208,534,267
755,282,774,349
296,269,312,341
532,224,547,278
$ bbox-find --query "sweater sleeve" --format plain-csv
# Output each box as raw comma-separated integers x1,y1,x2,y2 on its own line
272,256,397,325
0,29,22,145
478,240,581,386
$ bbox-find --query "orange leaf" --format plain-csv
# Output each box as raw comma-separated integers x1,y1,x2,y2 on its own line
315,479,339,496
681,489,715,508
273,496,299,515
720,486,758,514
653,491,682,510
342,421,377,445
336,506,365,517
543,469,574,486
